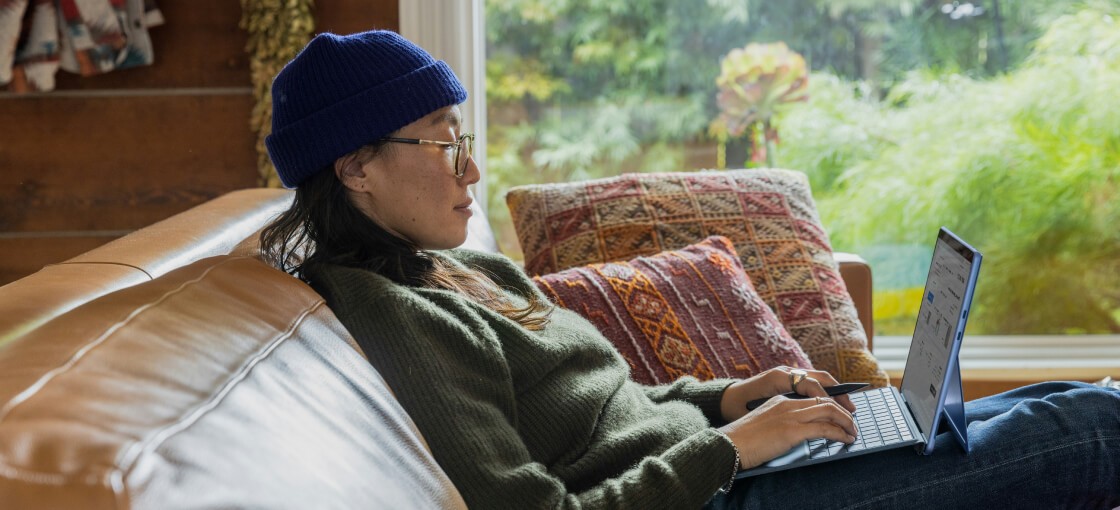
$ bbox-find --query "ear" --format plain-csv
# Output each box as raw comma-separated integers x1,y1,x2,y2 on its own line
334,153,369,193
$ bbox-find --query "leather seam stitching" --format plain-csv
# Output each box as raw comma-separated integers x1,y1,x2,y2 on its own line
51,261,154,280
0,257,254,486
0,461,113,485
113,298,327,480
0,258,242,424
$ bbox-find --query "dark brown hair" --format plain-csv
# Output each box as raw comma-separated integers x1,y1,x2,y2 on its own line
260,142,551,330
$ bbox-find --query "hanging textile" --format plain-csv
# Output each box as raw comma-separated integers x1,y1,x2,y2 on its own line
0,0,162,93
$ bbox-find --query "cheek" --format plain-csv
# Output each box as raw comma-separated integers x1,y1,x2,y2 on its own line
371,159,454,228
399,185,436,225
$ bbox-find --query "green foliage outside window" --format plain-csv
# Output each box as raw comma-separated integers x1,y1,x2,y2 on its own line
485,0,1120,335
786,9,1120,334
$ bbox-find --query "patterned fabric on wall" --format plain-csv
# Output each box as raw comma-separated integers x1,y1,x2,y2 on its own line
507,169,890,387
0,0,164,93
533,236,813,385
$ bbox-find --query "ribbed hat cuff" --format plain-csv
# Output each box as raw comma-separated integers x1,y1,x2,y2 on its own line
266,60,467,188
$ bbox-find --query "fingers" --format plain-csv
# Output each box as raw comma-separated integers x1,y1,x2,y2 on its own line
834,393,858,413
806,399,855,439
788,396,857,439
790,369,838,397
774,365,838,385
805,421,858,445
720,394,858,469
793,369,858,413
807,369,841,387
794,376,827,398
765,366,801,396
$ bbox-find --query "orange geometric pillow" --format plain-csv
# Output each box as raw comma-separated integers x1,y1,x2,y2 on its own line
533,236,813,385
507,169,889,387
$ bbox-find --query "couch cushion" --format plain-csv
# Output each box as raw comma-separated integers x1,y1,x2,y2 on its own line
506,169,889,387
0,255,466,510
533,236,813,385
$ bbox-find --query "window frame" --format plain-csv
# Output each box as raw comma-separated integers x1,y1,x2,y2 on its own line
404,3,1120,385
398,0,488,213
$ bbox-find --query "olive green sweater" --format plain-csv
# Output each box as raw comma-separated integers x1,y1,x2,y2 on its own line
308,249,738,509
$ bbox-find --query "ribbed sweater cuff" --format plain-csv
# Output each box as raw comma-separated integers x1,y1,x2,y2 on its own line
681,379,736,425
632,427,738,509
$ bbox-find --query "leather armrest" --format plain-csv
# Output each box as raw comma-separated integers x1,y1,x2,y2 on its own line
0,189,294,346
834,252,873,350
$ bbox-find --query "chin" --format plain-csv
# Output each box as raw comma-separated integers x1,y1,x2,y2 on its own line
425,232,469,251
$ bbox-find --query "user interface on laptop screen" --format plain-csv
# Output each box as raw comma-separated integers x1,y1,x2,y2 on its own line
900,232,975,437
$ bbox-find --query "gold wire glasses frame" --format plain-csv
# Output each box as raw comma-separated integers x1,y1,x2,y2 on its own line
380,132,475,178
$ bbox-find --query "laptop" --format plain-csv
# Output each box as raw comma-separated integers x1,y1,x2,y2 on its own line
737,227,982,478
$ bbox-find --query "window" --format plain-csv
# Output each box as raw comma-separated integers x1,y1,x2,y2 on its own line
482,0,1120,340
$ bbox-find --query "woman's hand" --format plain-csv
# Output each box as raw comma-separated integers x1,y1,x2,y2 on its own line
719,366,857,422
717,394,858,470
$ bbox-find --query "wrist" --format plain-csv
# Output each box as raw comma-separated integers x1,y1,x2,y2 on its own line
717,380,741,422
720,377,772,421
713,429,741,492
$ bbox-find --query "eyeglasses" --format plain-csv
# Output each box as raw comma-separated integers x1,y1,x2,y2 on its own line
380,132,475,178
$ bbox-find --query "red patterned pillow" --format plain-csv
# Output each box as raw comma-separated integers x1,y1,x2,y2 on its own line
533,236,813,385
507,169,889,387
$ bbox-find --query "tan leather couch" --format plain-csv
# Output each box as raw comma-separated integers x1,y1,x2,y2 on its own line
0,188,873,509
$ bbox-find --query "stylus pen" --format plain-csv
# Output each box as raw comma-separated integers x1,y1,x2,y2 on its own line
745,383,870,411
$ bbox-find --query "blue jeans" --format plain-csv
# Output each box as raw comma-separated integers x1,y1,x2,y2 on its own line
706,382,1120,510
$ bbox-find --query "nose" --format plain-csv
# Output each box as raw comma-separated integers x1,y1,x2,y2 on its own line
460,152,481,186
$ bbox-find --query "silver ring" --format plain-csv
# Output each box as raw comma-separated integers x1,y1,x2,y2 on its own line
815,396,822,405
789,369,808,393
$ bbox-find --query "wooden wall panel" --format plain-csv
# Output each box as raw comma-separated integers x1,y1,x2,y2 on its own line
1,0,400,287
0,95,257,232
317,0,399,35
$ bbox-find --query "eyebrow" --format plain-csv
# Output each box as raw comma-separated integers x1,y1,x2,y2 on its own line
432,110,461,128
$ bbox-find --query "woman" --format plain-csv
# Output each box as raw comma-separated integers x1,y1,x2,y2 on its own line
261,30,1119,509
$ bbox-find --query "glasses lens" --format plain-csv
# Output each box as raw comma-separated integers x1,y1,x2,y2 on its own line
456,134,474,177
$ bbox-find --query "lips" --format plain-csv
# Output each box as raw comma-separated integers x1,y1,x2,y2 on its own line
454,199,474,218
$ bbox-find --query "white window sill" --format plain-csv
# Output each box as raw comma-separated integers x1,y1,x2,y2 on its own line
873,334,1120,381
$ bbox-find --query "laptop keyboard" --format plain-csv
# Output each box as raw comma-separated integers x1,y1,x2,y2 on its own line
807,387,915,459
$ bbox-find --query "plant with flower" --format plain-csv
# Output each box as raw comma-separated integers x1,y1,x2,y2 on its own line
709,42,809,168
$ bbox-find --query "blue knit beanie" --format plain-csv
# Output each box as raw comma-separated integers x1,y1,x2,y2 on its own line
265,30,467,188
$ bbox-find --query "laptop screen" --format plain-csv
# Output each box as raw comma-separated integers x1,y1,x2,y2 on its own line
899,229,979,439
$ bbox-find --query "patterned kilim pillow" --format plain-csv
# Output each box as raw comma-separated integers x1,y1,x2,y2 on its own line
533,236,813,385
507,169,889,387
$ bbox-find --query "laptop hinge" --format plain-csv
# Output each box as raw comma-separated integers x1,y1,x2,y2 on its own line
899,395,928,444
